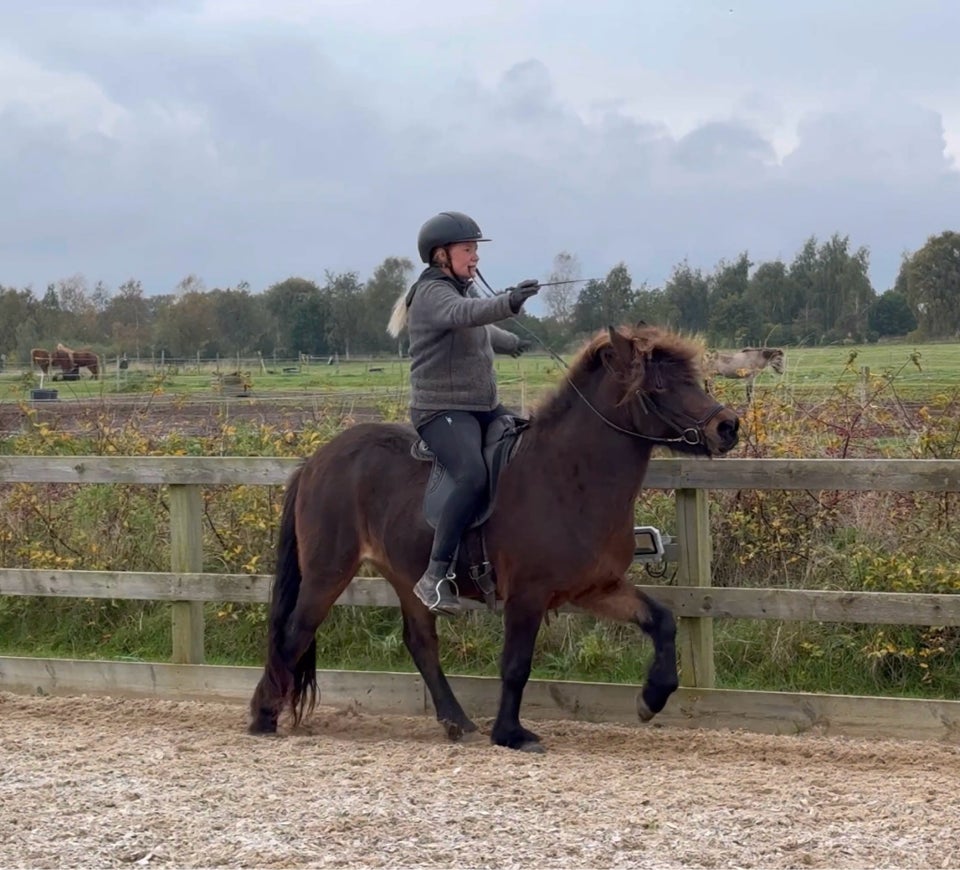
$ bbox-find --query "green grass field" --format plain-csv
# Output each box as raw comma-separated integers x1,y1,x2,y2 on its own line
2,340,957,406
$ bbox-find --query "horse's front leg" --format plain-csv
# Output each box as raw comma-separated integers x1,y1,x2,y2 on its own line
576,580,679,721
491,597,546,752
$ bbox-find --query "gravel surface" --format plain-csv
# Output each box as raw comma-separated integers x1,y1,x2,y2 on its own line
1,691,957,869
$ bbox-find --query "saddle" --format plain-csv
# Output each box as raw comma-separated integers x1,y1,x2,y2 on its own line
411,414,529,608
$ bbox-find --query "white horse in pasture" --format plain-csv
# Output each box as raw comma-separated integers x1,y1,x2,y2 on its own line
706,347,785,402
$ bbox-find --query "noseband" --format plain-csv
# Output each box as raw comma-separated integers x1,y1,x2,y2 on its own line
633,391,727,446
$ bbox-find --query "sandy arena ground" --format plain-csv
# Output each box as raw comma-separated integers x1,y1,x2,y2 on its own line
1,691,957,869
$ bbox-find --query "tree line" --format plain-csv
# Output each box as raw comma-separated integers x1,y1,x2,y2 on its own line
1,230,957,364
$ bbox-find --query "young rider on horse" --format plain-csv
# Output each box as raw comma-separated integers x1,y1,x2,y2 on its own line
403,211,540,615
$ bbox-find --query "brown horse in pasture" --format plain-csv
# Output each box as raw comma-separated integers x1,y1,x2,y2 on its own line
248,323,740,751
51,343,100,380
31,344,100,380
30,348,52,374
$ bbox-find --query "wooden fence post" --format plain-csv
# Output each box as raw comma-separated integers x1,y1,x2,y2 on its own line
675,488,715,687
169,484,204,664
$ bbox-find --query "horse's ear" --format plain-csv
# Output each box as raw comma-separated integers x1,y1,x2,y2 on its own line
605,325,635,368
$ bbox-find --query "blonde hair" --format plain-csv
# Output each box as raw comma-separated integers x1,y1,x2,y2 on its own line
386,289,408,338
386,245,453,338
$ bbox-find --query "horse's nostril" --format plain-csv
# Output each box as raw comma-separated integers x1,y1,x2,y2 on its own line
717,417,740,446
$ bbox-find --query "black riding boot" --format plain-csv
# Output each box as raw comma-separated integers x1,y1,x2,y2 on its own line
413,558,463,616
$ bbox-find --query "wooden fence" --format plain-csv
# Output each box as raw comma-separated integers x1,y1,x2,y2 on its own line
1,455,959,742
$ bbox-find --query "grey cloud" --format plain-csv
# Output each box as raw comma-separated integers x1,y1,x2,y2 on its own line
784,100,953,182
1,9,958,299
673,121,776,173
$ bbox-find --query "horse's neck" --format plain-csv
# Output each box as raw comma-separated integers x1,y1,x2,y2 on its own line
525,388,653,508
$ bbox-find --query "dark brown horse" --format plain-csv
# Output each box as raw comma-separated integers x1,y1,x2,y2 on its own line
249,324,740,751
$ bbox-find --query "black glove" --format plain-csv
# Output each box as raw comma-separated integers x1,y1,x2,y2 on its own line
511,339,534,358
507,279,540,313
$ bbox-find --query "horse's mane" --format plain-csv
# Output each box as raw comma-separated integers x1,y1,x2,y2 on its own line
531,324,706,428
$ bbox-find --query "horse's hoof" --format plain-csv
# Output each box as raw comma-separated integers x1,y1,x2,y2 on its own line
491,725,544,751
248,713,279,735
440,716,480,741
636,693,655,723
441,720,464,741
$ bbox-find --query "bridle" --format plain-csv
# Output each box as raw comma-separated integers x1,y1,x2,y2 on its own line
564,368,726,447
470,271,725,447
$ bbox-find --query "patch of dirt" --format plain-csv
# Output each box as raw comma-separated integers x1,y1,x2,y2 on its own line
1,691,957,868
0,397,386,440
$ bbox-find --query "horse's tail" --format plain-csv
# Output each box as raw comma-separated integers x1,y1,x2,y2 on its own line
386,287,408,339
264,463,318,725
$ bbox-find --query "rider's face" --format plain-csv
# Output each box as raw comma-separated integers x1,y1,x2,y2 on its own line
447,242,479,280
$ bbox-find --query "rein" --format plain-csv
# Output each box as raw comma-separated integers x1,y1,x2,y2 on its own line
563,374,725,447
474,271,723,447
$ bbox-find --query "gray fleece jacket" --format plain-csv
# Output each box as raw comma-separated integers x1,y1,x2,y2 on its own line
406,267,521,413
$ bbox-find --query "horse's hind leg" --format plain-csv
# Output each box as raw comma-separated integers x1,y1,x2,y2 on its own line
576,580,679,721
396,590,477,740
249,565,356,734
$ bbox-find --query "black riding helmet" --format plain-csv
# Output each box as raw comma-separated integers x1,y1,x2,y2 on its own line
417,211,490,264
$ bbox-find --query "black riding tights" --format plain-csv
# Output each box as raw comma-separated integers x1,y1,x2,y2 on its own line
417,406,509,566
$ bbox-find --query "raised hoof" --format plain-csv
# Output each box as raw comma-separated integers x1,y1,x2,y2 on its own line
636,694,655,723
441,717,480,741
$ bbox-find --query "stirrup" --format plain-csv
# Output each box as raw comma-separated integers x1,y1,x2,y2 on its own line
414,572,463,616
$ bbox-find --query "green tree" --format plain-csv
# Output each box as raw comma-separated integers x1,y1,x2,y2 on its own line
264,277,330,357
628,284,672,327
37,284,63,340
817,234,874,340
902,230,960,339
708,296,765,347
542,251,582,324
153,291,217,358
746,259,797,332
706,253,759,344
363,257,414,353
784,234,875,343
788,237,823,339
571,262,635,335
663,261,710,332
324,271,365,357
867,290,917,337
710,252,751,304
0,286,37,359
103,279,151,358
208,284,266,356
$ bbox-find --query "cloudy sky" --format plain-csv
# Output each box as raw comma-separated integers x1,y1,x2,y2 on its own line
2,0,958,303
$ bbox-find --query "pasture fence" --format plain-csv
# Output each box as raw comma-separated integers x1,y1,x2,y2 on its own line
1,455,959,741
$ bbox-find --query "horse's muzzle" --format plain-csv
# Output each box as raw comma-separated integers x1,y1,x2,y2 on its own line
709,408,740,454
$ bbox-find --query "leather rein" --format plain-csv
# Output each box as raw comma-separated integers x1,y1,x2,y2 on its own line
471,271,723,448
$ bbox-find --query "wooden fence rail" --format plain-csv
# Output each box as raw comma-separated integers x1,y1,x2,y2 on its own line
2,455,960,741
